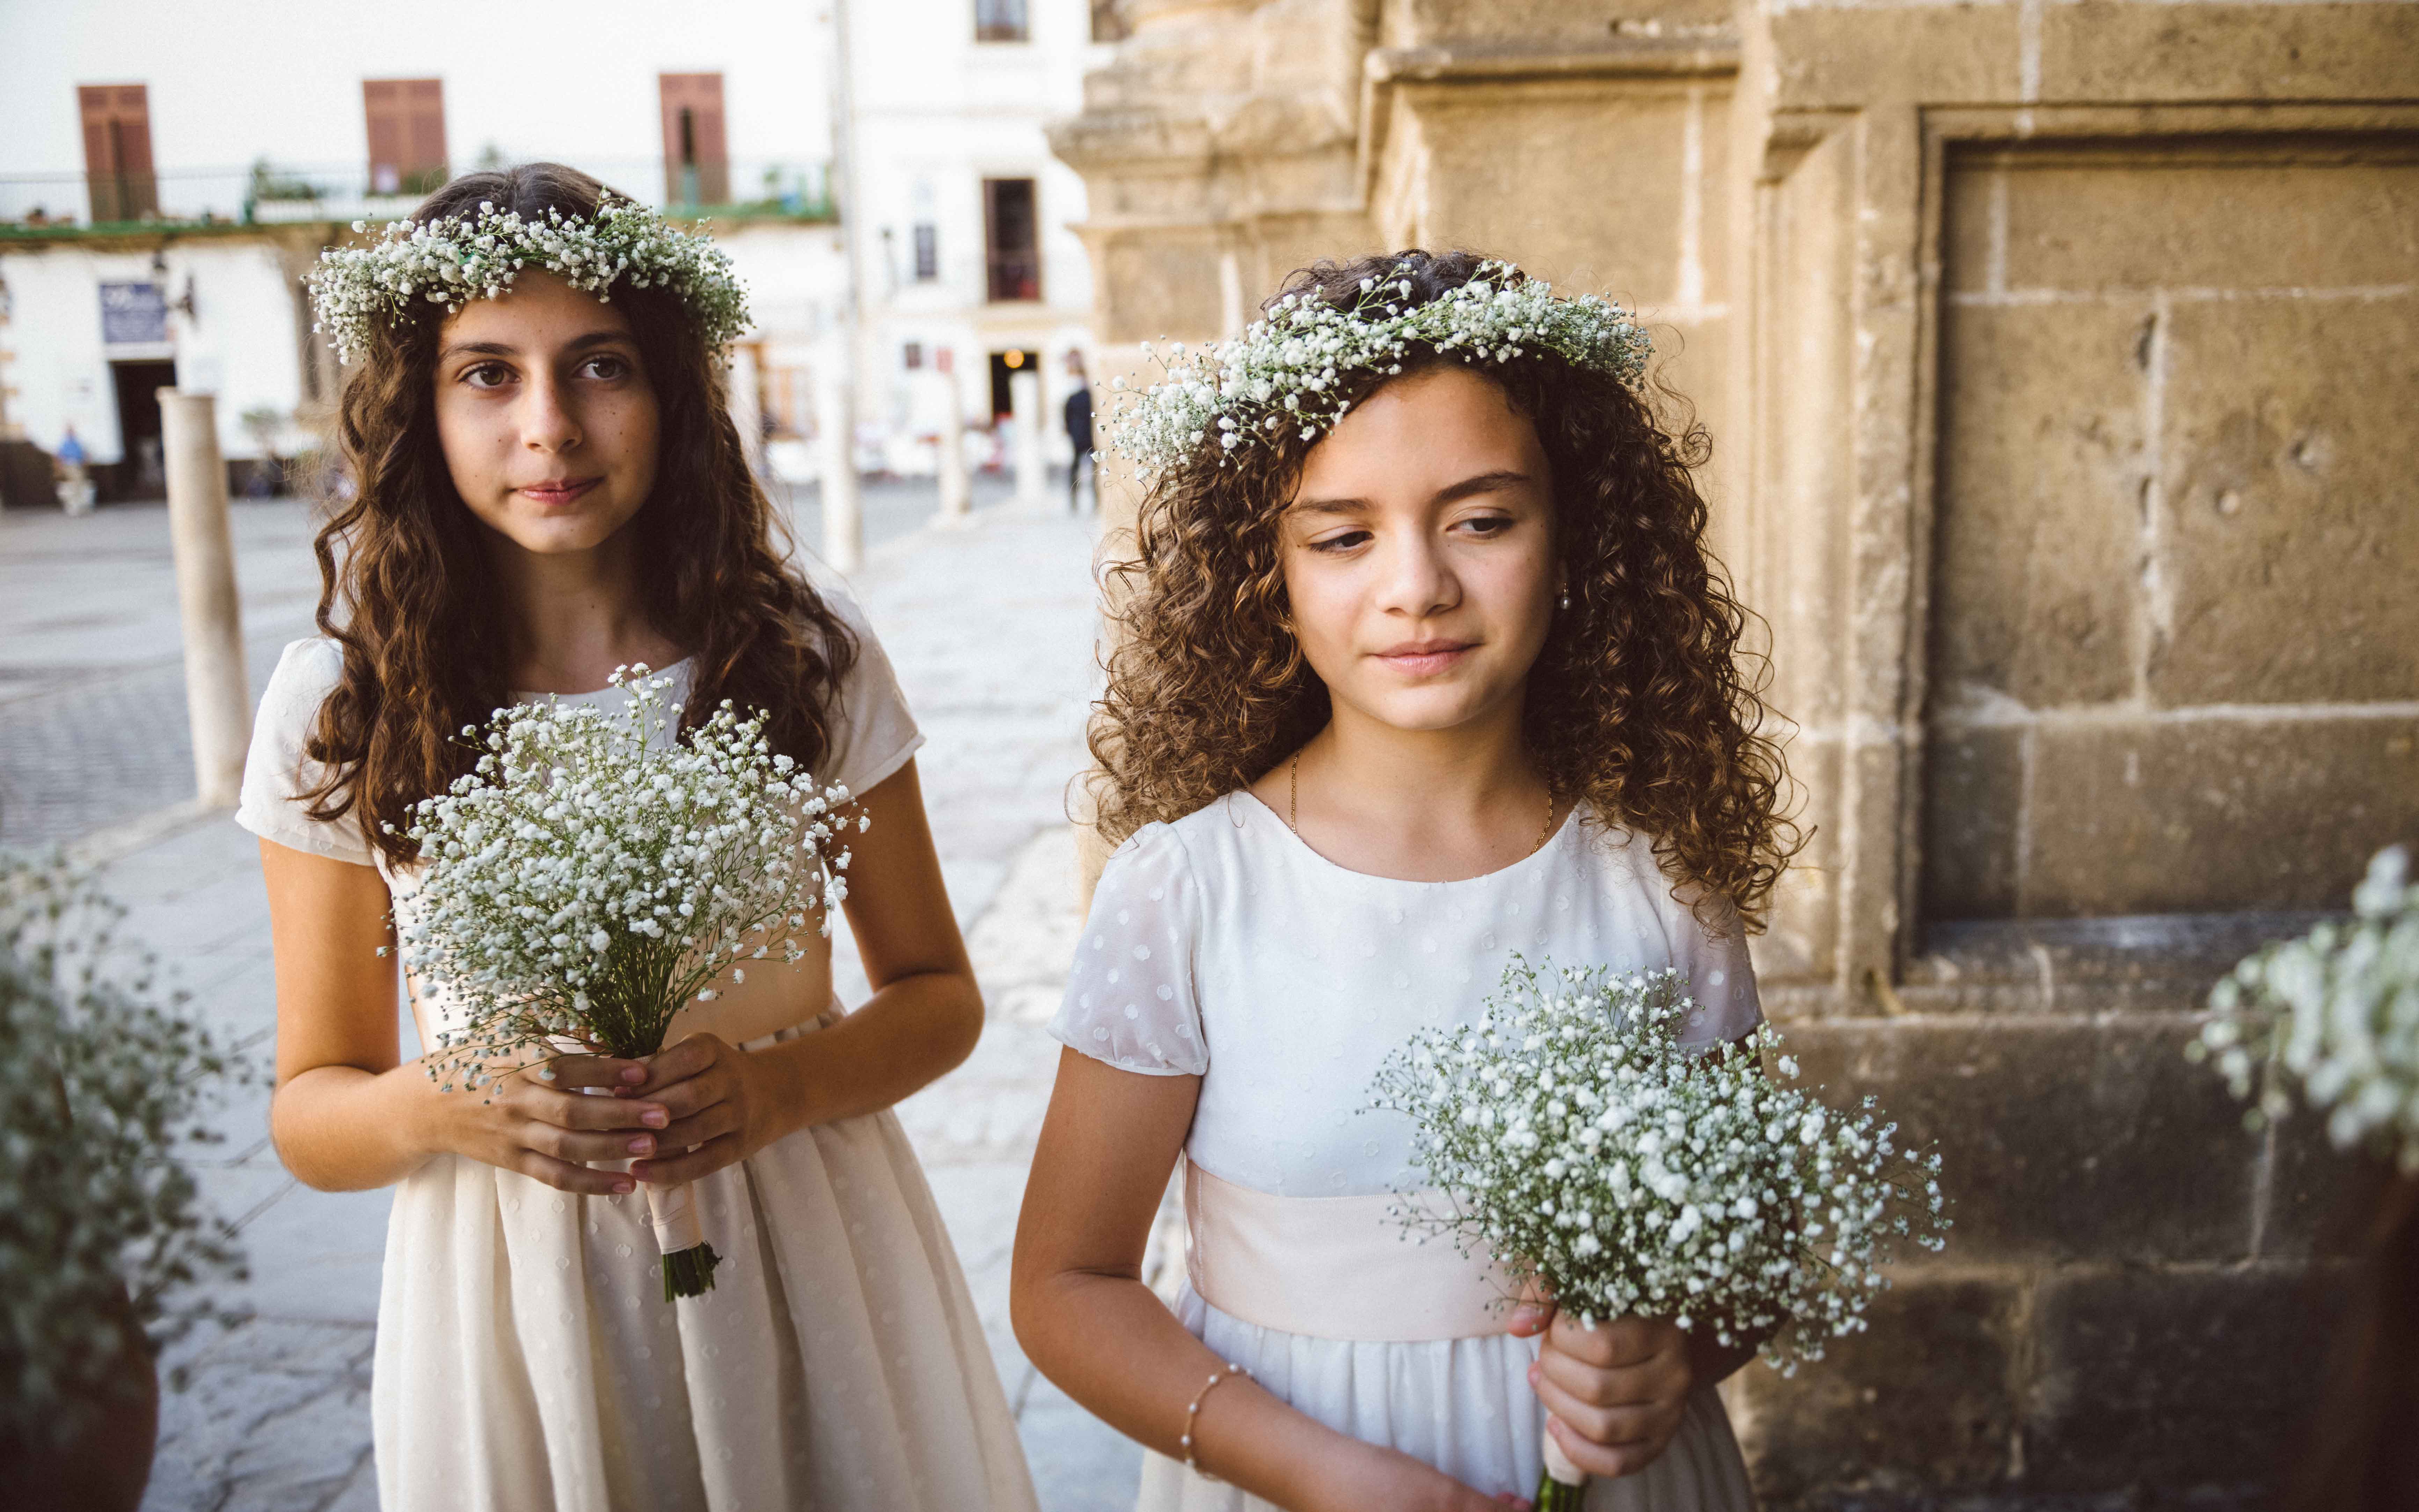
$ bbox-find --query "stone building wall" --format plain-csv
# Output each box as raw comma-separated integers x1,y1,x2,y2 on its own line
1052,2,2419,1505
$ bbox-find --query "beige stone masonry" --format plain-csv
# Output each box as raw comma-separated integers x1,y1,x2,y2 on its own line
1053,3,2417,1499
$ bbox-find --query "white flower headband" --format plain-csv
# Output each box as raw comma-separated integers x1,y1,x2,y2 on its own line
1101,258,1652,479
306,198,750,363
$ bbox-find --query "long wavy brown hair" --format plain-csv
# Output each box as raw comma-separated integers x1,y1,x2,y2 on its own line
1090,250,1799,927
301,163,855,867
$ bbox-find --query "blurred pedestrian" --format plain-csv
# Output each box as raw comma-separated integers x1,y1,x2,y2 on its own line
1063,351,1093,513
242,164,1039,1512
54,425,95,515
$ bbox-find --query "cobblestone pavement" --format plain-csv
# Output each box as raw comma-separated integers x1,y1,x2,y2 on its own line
12,492,1136,1509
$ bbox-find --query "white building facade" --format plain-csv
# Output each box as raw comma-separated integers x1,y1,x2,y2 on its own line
0,0,1109,505
840,0,1112,477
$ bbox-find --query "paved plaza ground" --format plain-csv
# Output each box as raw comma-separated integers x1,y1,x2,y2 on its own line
0,481,1141,1510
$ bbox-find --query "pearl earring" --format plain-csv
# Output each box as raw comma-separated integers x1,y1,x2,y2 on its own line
1558,590,1571,611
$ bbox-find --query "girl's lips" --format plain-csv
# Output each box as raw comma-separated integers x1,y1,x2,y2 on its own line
520,477,602,507
1373,643,1475,677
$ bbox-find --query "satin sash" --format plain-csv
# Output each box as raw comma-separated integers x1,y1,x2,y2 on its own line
1183,1161,1512,1342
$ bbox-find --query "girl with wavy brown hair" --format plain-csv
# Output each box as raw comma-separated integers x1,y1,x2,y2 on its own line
235,165,1038,1511
1011,251,1798,1510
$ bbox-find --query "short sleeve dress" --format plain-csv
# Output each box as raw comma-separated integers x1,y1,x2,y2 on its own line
237,588,1039,1512
1050,792,1761,1511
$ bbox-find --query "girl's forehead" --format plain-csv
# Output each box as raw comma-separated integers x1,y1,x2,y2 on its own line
439,269,634,345
1293,367,1547,503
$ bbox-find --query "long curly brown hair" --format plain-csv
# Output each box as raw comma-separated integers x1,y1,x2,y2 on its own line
300,163,855,867
1090,250,1799,927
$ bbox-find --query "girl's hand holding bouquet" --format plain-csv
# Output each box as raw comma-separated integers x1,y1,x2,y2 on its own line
432,1051,659,1198
391,667,859,1299
622,1031,789,1187
1371,957,1951,1508
1508,1298,1693,1482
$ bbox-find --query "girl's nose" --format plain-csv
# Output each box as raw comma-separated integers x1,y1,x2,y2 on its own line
1375,533,1457,619
520,372,583,454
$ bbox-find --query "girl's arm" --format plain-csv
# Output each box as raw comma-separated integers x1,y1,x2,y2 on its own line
624,759,985,1185
1011,1050,1522,1512
262,840,664,1193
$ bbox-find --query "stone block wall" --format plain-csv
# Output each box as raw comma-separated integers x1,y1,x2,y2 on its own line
1053,0,2418,1504
1926,137,2419,922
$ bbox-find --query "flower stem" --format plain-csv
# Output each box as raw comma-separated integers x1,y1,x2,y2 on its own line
1534,1466,1587,1511
661,1241,722,1301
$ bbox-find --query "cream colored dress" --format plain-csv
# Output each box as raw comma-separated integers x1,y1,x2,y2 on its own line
1051,794,1761,1511
237,594,1038,1512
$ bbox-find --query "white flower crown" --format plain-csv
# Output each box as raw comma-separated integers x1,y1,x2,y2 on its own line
306,198,750,363
1100,258,1653,478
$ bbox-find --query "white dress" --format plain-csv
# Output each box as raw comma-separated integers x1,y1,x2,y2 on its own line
237,593,1039,1512
1051,792,1762,1511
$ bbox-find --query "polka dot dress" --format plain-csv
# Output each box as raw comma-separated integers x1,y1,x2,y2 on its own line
1051,792,1762,1511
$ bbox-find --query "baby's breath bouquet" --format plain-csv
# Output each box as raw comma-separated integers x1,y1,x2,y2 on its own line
2193,844,2419,1168
393,668,858,1300
1368,958,1949,1509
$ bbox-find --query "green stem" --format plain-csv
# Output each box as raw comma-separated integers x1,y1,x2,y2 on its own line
661,1241,722,1301
1534,1466,1587,1511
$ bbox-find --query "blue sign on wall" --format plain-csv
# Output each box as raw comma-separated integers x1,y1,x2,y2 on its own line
100,281,169,345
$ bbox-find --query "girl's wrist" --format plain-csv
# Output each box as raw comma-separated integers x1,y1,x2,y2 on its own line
738,1035,823,1144
1294,1437,1441,1512
393,1059,459,1166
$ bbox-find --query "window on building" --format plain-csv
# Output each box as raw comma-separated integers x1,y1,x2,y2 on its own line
77,84,156,223
903,342,924,370
1091,1,1132,42
913,222,938,281
364,79,448,196
659,73,730,207
975,0,1029,43
982,178,1040,303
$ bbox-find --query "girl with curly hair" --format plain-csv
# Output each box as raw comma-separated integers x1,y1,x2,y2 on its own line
1011,251,1798,1510
236,164,1037,1510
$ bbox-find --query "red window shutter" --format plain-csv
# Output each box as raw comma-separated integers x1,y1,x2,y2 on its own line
110,86,153,177
364,80,402,193
659,73,729,206
78,83,155,221
79,87,112,174
366,79,445,195
405,79,447,185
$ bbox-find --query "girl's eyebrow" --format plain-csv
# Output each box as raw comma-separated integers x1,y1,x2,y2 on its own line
1291,468,1536,516
437,330,633,363
1430,469,1534,505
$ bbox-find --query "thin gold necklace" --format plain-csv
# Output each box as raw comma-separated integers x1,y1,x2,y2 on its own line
1286,752,1559,854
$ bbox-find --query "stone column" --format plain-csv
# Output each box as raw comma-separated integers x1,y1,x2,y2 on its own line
1009,368,1044,511
935,354,972,526
816,359,862,574
158,389,249,808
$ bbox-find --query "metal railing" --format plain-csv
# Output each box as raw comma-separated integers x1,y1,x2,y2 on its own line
0,158,835,232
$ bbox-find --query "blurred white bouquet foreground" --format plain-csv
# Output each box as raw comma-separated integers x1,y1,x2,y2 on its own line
1369,958,1950,1509
390,668,858,1299
2195,843,2419,1169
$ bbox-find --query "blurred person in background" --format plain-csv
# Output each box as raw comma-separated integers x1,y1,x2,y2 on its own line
1065,350,1094,513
